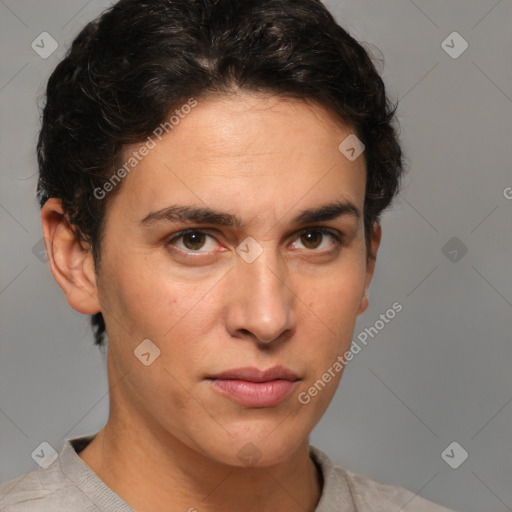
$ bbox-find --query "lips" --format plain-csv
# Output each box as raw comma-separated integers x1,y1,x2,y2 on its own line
209,366,299,382
207,366,300,407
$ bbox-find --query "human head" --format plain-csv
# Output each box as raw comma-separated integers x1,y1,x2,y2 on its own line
38,0,406,472
37,0,403,349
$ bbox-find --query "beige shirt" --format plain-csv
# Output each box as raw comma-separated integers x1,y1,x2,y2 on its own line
0,433,457,511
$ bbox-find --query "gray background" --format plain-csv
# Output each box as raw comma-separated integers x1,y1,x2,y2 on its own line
0,1,511,511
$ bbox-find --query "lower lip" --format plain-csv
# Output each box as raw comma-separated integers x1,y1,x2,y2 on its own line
208,379,299,407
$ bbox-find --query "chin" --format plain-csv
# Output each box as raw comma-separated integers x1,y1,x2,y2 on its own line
200,430,307,469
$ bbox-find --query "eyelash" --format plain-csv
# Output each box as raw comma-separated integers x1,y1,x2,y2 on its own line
165,227,345,256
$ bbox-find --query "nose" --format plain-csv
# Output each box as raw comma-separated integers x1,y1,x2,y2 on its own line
225,244,297,345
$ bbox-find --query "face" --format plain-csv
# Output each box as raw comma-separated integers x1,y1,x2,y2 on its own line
60,93,379,467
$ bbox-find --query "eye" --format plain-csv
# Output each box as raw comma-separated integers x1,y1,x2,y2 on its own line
165,227,344,257
166,229,218,253
291,228,344,251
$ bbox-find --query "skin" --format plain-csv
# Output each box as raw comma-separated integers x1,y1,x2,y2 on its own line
41,91,381,512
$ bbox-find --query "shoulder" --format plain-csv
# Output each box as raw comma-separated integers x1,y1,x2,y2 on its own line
0,466,64,511
338,465,456,511
0,435,100,512
310,445,458,512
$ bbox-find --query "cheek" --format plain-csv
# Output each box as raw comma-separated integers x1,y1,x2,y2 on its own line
99,257,222,393
304,258,367,324
98,252,192,337
297,258,367,368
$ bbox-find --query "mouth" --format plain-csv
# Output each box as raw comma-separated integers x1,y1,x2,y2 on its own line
206,366,300,408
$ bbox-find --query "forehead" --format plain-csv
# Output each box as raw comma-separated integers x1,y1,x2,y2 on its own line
107,93,367,226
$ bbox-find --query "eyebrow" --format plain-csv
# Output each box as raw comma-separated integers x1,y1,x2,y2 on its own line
140,200,360,228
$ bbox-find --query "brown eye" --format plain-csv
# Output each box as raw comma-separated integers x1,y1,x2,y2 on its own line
166,230,218,253
292,228,344,252
300,231,323,249
182,232,207,250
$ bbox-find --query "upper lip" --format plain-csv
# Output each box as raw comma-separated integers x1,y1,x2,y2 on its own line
208,366,300,382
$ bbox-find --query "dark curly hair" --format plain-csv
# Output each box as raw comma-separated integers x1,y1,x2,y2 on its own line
36,0,404,348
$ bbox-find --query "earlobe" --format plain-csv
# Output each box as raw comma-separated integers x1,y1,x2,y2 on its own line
357,293,369,316
41,198,101,315
357,222,382,316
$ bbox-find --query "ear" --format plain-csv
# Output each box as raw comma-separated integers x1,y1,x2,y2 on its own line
41,198,101,315
357,222,382,316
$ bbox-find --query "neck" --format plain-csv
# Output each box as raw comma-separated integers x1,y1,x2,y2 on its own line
78,416,322,512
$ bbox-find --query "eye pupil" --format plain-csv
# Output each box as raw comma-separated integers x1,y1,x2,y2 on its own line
301,231,322,249
183,232,205,250
172,229,336,254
